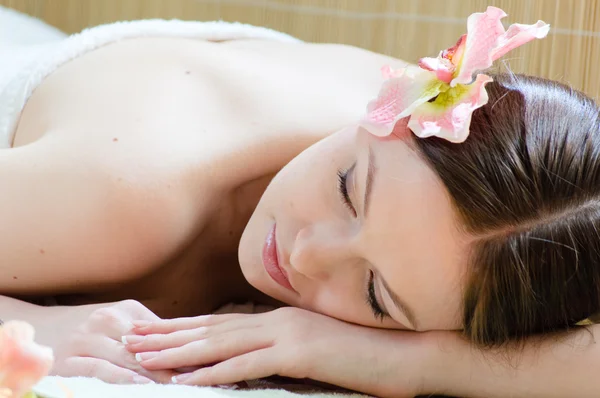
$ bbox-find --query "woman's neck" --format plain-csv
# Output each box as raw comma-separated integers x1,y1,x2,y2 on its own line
204,172,276,253
199,172,285,308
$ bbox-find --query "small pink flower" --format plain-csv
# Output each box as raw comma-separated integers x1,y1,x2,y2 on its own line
361,6,550,143
0,321,54,398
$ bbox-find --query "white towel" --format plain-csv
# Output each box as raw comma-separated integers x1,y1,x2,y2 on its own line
0,10,300,148
33,376,370,398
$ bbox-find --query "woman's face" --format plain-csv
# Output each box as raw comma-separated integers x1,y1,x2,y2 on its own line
239,125,471,331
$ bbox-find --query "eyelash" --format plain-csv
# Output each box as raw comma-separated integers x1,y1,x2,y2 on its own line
366,270,386,322
337,168,357,216
337,169,385,321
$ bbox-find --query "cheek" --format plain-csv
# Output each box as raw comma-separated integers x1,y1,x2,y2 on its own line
299,282,363,322
305,285,400,329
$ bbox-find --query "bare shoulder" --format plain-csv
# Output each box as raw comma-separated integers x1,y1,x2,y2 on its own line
0,134,218,296
222,39,409,105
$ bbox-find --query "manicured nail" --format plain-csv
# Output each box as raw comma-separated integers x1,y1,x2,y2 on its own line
122,335,146,345
132,376,155,384
132,320,151,328
135,352,159,362
172,373,192,384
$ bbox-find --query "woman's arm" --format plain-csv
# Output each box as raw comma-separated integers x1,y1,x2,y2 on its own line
0,134,205,295
126,307,429,397
128,307,600,397
422,326,600,397
0,295,57,332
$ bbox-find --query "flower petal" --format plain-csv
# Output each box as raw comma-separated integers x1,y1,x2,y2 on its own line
380,65,404,79
450,6,507,86
418,56,454,83
418,34,467,84
408,74,493,143
0,321,54,398
361,66,444,137
490,21,550,61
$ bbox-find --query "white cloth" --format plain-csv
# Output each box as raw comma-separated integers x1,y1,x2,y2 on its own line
0,7,300,148
33,376,370,398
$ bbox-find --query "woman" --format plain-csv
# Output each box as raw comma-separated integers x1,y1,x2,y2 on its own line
2,6,600,397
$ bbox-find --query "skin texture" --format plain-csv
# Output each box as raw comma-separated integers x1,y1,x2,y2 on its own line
2,37,411,317
2,36,440,389
239,124,471,331
122,122,474,395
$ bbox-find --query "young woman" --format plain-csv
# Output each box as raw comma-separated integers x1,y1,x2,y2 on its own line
2,6,599,398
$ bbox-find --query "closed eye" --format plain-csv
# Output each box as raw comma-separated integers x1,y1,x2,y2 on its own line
337,165,357,217
338,164,387,322
366,270,387,321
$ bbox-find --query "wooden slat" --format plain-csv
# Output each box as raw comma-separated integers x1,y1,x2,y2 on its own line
1,0,598,98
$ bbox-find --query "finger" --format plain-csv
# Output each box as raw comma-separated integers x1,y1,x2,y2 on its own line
124,327,211,353
77,335,177,384
138,330,273,371
133,314,247,335
173,349,282,386
58,357,155,385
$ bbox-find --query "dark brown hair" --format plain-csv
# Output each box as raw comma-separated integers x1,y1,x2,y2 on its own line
414,74,600,346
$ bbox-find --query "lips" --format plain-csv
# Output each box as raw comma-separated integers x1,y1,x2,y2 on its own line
262,224,295,292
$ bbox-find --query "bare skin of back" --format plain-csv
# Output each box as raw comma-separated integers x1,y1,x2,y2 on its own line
1,37,407,319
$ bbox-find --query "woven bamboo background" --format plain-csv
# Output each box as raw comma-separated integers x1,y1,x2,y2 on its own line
2,0,599,99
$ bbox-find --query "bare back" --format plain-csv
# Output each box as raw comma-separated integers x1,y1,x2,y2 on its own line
2,37,406,316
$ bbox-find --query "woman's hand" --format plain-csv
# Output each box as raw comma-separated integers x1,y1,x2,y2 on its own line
47,299,177,384
124,307,431,397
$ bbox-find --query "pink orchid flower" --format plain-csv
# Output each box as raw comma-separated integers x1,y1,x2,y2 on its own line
0,321,54,398
361,6,550,143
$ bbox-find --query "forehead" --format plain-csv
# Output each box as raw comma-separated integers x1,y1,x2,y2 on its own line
362,134,470,329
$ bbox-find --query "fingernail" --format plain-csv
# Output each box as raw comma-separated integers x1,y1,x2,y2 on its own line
135,352,159,362
122,335,146,345
132,376,155,384
172,373,192,384
132,320,152,328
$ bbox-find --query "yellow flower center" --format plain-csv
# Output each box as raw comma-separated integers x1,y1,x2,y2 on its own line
430,83,469,108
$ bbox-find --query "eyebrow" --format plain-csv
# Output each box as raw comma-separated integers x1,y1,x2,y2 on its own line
381,276,419,330
363,146,376,218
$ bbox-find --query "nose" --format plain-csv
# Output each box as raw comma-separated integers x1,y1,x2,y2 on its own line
290,222,357,280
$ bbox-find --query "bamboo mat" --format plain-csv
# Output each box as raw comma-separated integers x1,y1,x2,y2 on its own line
1,0,598,99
